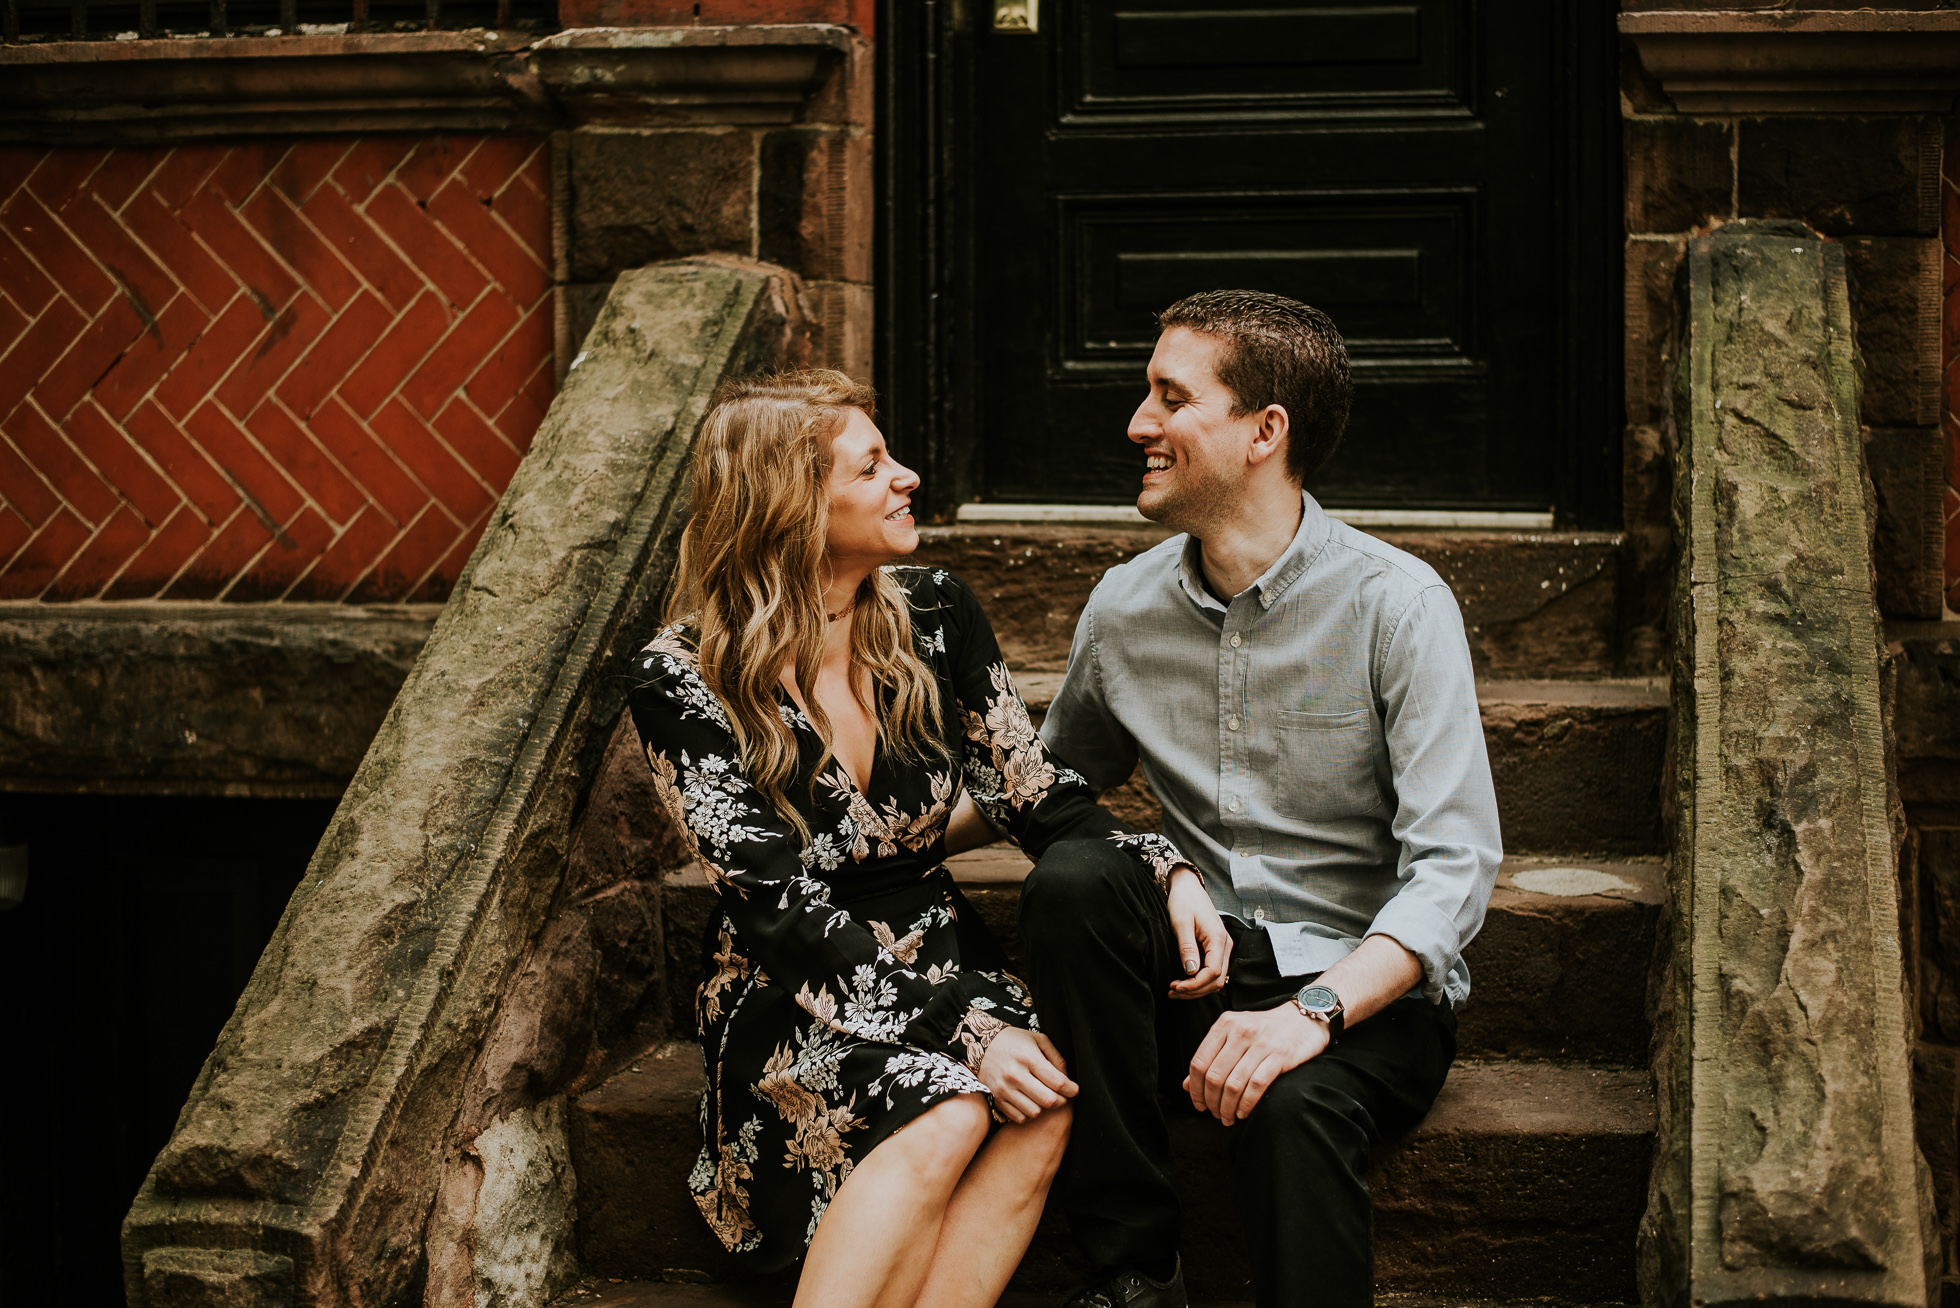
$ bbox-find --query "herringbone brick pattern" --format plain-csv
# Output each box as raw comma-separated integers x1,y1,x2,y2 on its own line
0,135,553,602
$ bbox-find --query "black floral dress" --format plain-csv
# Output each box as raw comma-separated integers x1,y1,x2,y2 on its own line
628,567,1184,1272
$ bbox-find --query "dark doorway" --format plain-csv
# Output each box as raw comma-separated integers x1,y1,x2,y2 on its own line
878,0,1620,525
0,794,335,1308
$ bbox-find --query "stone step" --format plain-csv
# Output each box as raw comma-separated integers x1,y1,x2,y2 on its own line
911,525,1631,681
1008,673,1667,860
552,1279,1624,1307
567,1051,1652,1302
661,855,1664,1063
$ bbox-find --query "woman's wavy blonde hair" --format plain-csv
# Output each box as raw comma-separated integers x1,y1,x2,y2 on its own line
666,369,945,837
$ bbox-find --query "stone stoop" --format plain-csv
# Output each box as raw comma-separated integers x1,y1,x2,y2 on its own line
566,1036,1655,1302
567,525,1661,1304
571,855,1660,1300
548,1280,1628,1308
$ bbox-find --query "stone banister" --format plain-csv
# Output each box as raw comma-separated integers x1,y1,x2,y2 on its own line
1642,220,1934,1308
120,258,805,1308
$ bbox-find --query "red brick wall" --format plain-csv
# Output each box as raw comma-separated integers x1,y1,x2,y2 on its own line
1947,122,1960,612
0,135,553,603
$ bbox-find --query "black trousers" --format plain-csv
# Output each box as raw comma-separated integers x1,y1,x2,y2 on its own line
1020,839,1457,1308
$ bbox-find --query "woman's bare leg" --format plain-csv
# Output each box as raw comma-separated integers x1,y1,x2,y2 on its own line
910,1103,1073,1308
794,1093,992,1308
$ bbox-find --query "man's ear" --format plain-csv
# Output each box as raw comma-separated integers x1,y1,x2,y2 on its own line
1245,404,1290,468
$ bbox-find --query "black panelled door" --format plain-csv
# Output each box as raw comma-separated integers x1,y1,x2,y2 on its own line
970,0,1567,512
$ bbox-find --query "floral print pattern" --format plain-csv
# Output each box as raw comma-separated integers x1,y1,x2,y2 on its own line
629,567,1188,1272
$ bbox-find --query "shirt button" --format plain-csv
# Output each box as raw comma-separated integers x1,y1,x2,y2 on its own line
1229,633,1242,648
1226,796,1242,813
1254,907,1267,921
1226,714,1242,732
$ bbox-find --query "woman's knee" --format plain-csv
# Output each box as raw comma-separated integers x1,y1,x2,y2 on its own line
891,1093,992,1174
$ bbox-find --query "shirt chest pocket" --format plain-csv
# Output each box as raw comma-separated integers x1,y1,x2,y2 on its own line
1273,708,1384,822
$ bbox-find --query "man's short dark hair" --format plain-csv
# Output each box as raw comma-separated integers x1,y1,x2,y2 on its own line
1157,289,1352,485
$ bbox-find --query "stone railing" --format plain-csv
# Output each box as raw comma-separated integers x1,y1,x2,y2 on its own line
1642,220,1934,1308
120,257,804,1308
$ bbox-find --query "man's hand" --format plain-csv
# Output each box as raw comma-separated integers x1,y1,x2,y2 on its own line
979,1027,1078,1123
1166,865,1231,999
1184,1004,1327,1124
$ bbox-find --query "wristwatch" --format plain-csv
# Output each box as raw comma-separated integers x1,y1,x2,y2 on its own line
1293,983,1346,1043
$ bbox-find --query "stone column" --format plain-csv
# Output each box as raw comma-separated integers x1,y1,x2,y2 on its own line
1642,220,1935,1308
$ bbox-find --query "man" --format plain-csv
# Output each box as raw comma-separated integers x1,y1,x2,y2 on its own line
1023,289,1502,1308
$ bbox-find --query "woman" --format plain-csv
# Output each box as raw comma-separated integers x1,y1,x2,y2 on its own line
628,370,1194,1306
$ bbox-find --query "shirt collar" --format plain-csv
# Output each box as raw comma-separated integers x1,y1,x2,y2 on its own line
1176,490,1331,613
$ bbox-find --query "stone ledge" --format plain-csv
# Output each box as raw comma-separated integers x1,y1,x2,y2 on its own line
0,23,862,142
1620,10,1960,113
0,601,439,797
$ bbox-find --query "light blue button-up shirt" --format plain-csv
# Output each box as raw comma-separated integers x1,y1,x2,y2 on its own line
1040,492,1502,1006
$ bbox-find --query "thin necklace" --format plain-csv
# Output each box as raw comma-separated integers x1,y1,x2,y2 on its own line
826,602,855,623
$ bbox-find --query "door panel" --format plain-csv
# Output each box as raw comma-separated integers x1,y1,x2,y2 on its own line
973,0,1561,512
1067,196,1475,360
1080,2,1464,110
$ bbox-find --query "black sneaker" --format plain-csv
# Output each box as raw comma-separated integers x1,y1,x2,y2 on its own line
1060,1257,1187,1308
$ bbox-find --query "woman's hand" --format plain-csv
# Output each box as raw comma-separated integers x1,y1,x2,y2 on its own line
978,1027,1078,1123
1166,865,1232,1000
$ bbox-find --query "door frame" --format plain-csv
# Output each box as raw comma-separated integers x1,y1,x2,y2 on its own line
875,0,1623,528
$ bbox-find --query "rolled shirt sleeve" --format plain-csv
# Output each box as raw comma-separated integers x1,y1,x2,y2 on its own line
1363,583,1502,1001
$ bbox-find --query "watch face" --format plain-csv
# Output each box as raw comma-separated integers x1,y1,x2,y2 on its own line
1296,985,1341,1015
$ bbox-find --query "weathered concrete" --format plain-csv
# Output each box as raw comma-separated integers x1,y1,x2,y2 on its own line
121,259,807,1308
1643,221,1932,1308
0,603,436,797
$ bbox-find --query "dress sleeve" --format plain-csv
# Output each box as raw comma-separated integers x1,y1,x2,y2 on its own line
628,631,1016,1072
934,574,1188,896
